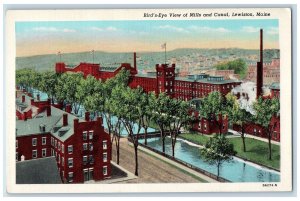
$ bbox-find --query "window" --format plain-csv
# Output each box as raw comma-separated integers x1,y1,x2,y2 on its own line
103,152,107,162
32,150,37,158
83,156,88,165
103,166,108,176
89,155,94,164
103,141,107,150
42,148,47,157
273,132,277,139
68,172,73,182
83,143,88,151
51,137,54,146
89,143,93,151
42,137,46,145
16,140,18,148
83,131,87,140
68,158,73,168
58,155,60,164
62,171,64,179
55,140,57,148
51,148,54,156
62,157,64,166
32,138,37,146
68,145,73,154
62,144,64,153
89,131,94,140
254,128,257,135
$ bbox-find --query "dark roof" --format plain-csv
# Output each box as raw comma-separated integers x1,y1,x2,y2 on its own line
16,157,62,184
175,77,240,85
16,106,85,141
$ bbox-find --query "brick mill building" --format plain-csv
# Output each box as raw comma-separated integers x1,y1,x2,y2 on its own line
16,92,112,183
55,53,241,135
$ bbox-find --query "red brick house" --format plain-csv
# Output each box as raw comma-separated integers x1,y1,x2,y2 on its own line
16,95,112,183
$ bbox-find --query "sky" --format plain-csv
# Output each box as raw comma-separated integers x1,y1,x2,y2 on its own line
15,20,279,57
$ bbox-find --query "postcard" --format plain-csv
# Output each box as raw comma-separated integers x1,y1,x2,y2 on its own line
5,8,292,193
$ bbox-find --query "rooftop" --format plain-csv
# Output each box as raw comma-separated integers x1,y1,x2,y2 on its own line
16,157,62,184
16,106,85,141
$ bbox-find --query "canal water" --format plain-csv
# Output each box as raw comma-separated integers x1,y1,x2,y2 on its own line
30,89,280,182
140,137,280,182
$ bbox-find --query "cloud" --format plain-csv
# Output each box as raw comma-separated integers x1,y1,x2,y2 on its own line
32,27,76,33
241,26,260,33
266,27,279,35
90,26,118,32
188,26,231,33
157,25,189,33
62,28,76,33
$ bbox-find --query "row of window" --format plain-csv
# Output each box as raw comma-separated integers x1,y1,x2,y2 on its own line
51,149,107,168
63,166,108,183
20,137,47,147
30,148,47,159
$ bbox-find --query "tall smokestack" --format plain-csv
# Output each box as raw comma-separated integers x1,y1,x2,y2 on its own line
256,29,263,99
133,52,137,71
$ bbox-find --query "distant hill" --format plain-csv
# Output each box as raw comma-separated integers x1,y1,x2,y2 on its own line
16,48,280,72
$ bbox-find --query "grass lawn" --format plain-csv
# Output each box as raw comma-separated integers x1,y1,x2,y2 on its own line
180,133,280,171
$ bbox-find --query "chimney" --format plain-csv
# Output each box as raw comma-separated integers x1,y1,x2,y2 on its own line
85,112,90,122
63,113,68,126
133,52,137,71
74,119,79,130
22,95,25,103
65,104,71,113
256,29,263,99
97,116,103,126
37,94,40,101
46,106,51,116
24,111,27,121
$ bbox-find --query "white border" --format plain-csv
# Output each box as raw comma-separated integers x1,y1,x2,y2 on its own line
5,8,292,193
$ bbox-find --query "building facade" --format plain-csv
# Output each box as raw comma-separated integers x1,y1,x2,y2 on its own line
16,93,112,183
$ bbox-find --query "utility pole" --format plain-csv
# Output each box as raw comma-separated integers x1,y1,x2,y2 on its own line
91,50,95,64
57,51,62,62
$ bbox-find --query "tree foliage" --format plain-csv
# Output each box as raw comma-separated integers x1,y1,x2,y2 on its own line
225,93,253,152
201,134,236,177
214,58,247,79
253,97,280,160
199,91,227,134
55,72,84,114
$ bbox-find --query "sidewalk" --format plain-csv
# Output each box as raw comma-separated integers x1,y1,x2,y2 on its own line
135,143,219,183
85,161,138,184
228,129,280,146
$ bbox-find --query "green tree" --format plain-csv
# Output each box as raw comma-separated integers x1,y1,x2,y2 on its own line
16,68,40,94
39,71,60,104
151,92,172,153
253,97,280,160
139,92,153,145
201,134,236,177
167,99,193,157
55,72,84,114
199,91,227,135
215,59,247,79
226,93,252,152
113,86,143,176
83,68,130,165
